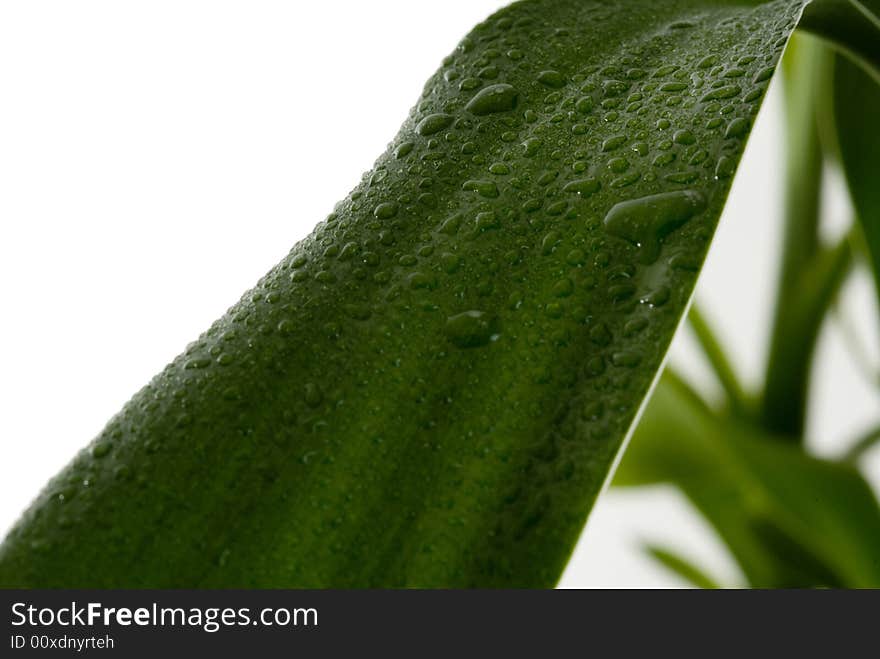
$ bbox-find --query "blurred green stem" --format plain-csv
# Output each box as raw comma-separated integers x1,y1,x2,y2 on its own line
763,232,853,439
761,35,833,440
832,291,880,388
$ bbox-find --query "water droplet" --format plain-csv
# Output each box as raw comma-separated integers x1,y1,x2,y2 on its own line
612,350,641,368
445,311,499,348
576,97,594,114
607,157,629,173
545,302,563,318
475,211,499,230
304,383,323,408
546,200,568,216
439,214,462,235
700,85,740,102
537,70,565,88
566,249,586,265
602,134,627,151
654,65,679,77
744,87,764,103
698,55,719,69
589,323,612,345
665,171,699,184
441,252,460,273
522,198,542,213
395,142,414,159
374,202,399,219
338,242,359,260
563,178,601,198
724,117,749,138
673,129,696,145
653,152,675,167
668,251,700,270
586,355,605,376
522,137,542,157
641,285,670,307
608,284,636,302
537,171,559,186
459,77,481,91
754,66,775,83
417,113,454,136
610,172,641,188
461,179,499,198
315,270,336,284
715,155,736,179
624,317,648,336
466,83,518,115
541,230,560,255
553,278,574,297
408,272,433,289
603,190,707,263
603,80,629,97
91,442,112,459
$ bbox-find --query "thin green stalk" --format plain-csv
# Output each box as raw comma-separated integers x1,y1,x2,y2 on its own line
832,297,880,388
761,34,832,440
643,544,722,589
842,424,880,463
687,304,749,415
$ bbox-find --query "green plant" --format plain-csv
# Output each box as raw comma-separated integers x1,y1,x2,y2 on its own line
617,22,880,587
0,0,877,588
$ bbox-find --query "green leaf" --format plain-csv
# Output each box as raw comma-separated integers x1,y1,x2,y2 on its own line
832,54,880,313
799,0,880,82
644,544,722,589
0,1,808,587
616,372,880,587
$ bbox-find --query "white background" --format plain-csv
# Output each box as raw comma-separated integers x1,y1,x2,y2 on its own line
1,1,878,587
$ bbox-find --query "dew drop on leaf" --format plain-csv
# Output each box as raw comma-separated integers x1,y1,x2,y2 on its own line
417,113,454,136
603,190,706,263
466,83,519,115
445,311,499,348
537,70,565,88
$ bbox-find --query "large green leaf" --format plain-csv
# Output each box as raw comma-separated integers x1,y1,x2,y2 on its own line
616,372,880,587
832,54,880,312
0,0,809,587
